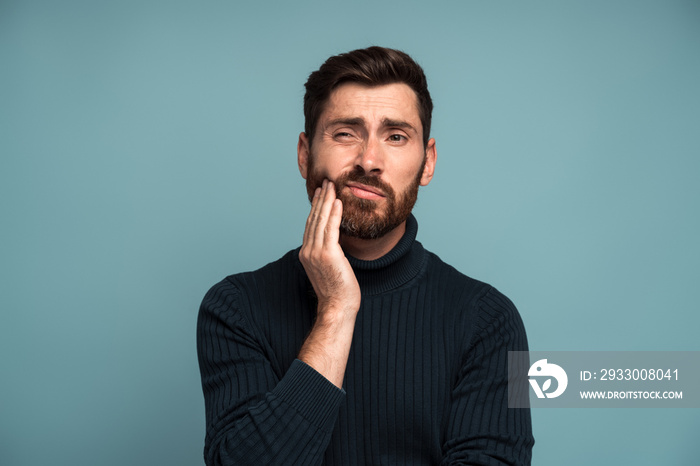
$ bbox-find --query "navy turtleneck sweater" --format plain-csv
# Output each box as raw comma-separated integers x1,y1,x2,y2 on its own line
197,215,534,465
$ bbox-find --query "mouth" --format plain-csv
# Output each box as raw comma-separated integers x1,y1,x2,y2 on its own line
345,182,386,200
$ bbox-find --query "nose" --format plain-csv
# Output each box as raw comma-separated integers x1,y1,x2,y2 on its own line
355,136,383,174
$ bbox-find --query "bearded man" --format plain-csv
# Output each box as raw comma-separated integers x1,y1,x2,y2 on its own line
197,46,534,465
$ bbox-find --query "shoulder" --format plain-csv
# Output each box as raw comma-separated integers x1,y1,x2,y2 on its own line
216,248,302,293
422,248,492,305
199,248,304,317
423,248,528,349
227,247,302,288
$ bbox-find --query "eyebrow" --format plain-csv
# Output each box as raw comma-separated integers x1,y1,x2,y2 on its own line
381,118,417,134
326,117,417,134
326,117,365,128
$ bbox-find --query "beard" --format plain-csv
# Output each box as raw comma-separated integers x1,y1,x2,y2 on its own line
305,155,425,240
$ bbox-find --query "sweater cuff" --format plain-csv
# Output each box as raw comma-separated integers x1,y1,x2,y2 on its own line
273,359,346,433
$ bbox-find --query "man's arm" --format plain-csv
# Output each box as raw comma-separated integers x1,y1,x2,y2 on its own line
197,179,360,465
440,287,534,465
198,293,344,465
297,179,361,388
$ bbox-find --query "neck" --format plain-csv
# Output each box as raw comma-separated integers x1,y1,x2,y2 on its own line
339,221,407,261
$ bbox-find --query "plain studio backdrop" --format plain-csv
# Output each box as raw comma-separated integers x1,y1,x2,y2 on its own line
1,1,698,465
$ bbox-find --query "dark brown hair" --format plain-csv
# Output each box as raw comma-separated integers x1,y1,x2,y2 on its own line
303,46,433,147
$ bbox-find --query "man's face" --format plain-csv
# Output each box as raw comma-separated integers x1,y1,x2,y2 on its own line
298,82,436,239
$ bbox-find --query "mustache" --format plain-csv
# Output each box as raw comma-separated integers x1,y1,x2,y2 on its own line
334,168,395,198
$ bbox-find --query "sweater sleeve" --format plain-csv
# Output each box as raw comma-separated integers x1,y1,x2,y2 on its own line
197,278,345,466
440,286,534,466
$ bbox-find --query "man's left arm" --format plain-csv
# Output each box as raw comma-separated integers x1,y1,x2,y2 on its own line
441,286,534,466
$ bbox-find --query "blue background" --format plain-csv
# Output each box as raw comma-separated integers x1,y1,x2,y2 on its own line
2,1,698,464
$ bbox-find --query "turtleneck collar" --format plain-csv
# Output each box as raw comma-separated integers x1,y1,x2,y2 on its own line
344,214,426,296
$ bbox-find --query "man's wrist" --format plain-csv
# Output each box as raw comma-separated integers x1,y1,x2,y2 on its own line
298,305,358,388
314,302,358,327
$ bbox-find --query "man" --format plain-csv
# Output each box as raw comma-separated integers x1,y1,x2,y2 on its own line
197,46,534,465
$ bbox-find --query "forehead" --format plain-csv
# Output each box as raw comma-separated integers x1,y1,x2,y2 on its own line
321,82,421,125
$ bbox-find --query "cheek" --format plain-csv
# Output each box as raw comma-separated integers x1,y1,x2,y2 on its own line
307,156,340,187
394,161,424,186
310,153,353,180
308,162,332,182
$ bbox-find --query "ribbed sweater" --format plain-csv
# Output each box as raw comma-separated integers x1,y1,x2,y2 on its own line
197,215,534,465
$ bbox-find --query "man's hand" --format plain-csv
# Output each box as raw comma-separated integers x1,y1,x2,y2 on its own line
299,179,361,313
297,179,360,388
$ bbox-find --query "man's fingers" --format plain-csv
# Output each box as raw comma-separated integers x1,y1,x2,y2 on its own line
314,180,336,245
303,179,337,251
303,186,322,246
324,198,342,246
310,179,330,244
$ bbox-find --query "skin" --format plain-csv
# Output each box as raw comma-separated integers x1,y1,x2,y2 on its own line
296,83,437,388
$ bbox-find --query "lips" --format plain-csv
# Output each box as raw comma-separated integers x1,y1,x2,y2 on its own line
345,182,385,198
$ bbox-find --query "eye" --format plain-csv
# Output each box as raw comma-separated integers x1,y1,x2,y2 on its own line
334,131,354,140
388,133,407,142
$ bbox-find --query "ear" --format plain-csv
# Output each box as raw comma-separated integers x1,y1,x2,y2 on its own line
297,132,310,180
420,138,437,186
